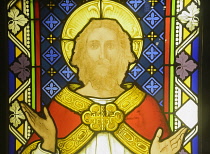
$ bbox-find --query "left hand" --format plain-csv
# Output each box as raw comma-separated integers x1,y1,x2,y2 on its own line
150,127,187,154
20,103,56,152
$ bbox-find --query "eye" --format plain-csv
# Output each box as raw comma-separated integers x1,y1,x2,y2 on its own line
88,40,99,50
106,41,115,50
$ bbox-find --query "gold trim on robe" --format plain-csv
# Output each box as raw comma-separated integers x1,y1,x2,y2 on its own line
57,124,94,154
22,84,151,154
114,123,150,154
114,85,146,114
55,86,93,114
22,125,94,154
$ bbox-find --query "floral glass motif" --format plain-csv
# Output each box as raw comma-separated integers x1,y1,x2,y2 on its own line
59,0,77,14
129,63,145,80
10,100,25,128
7,0,200,153
8,7,28,34
176,51,197,80
126,0,145,12
143,9,163,29
42,13,61,32
178,2,199,31
10,54,30,82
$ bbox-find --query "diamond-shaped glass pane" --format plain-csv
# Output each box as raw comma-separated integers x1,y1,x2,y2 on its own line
143,44,162,63
59,0,77,14
59,65,75,81
42,79,61,98
143,9,163,29
126,0,145,12
128,64,145,80
142,77,162,96
176,100,198,129
43,46,61,65
42,13,61,32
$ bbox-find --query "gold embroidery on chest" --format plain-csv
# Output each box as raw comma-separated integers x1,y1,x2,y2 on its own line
115,85,146,114
82,103,124,131
55,87,93,114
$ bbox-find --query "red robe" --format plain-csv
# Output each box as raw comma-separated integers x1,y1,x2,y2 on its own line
25,85,171,153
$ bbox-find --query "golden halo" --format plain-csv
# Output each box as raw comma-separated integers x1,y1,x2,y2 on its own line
61,0,143,73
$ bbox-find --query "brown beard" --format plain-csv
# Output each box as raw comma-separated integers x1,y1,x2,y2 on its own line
89,61,117,91
78,55,128,92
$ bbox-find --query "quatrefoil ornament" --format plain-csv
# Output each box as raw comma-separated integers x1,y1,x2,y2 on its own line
82,103,124,131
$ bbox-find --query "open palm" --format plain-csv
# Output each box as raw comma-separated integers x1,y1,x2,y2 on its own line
20,103,56,152
150,127,187,154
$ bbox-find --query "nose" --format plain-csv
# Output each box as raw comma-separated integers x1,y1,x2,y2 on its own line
99,45,105,59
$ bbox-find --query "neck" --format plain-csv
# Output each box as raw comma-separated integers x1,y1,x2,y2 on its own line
76,82,124,98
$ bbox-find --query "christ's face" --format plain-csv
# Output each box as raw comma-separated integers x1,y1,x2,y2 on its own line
73,24,133,91
87,27,119,62
80,27,125,90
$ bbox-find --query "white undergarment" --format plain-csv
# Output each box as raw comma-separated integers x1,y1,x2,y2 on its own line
78,97,132,154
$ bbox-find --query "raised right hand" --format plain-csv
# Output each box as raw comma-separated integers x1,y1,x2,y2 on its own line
150,127,187,154
20,103,56,152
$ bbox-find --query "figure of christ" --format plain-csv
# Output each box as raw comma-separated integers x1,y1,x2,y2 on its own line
20,19,187,154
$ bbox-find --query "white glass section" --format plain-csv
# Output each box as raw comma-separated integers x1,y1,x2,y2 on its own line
176,99,198,129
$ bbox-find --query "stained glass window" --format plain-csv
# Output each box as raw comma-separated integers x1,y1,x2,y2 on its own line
7,0,202,153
